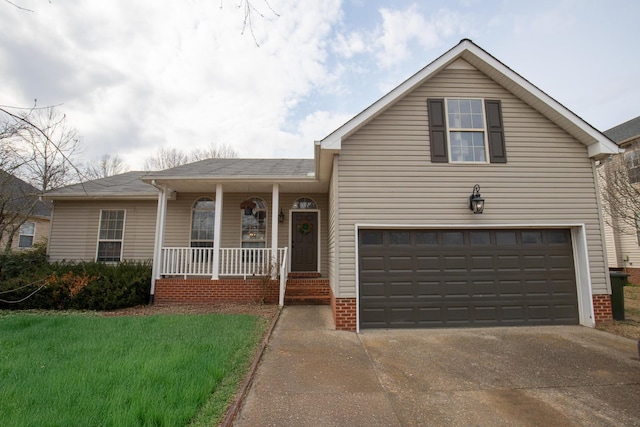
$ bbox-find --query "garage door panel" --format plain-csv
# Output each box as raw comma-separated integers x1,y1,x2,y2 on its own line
495,255,520,270
359,228,579,329
388,256,413,271
444,256,467,270
471,256,495,270
360,256,385,272
416,256,440,271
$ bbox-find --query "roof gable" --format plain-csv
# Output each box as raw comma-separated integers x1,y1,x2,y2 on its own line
320,39,620,159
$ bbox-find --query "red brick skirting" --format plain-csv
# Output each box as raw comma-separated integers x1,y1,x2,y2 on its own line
593,294,613,324
331,289,356,331
154,278,279,304
623,268,640,286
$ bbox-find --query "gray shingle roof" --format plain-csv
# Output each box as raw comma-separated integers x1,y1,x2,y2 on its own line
44,171,157,198
146,158,315,178
0,170,52,217
604,116,640,144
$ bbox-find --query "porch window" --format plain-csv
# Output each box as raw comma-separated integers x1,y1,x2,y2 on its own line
241,197,267,248
97,210,125,262
293,197,317,209
18,221,35,248
191,197,215,248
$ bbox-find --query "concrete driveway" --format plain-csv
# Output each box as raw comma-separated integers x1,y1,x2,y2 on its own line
234,306,640,426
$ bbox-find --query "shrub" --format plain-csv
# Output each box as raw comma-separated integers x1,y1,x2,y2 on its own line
0,256,151,311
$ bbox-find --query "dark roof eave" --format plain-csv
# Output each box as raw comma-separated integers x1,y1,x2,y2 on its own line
43,193,160,201
141,175,318,183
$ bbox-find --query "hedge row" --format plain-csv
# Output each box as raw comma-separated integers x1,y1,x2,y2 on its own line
0,246,152,310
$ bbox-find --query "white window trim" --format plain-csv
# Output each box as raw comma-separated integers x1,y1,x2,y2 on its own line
190,196,216,247
292,196,318,210
18,221,36,249
95,209,126,262
240,197,268,248
444,97,490,164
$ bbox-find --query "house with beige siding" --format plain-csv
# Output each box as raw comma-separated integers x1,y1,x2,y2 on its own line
600,116,640,284
44,39,620,331
0,171,51,252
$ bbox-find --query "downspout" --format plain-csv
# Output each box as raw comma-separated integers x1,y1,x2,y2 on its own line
150,180,168,304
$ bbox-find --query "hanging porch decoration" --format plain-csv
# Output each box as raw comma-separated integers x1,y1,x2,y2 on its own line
240,199,257,215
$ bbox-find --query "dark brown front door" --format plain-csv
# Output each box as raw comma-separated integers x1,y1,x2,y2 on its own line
291,211,318,271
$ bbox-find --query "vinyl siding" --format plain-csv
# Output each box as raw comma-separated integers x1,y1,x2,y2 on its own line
164,192,329,276
335,65,608,297
328,155,339,293
1,217,50,251
48,200,157,262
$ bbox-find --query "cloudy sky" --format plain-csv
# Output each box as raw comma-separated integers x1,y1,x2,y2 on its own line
1,0,638,170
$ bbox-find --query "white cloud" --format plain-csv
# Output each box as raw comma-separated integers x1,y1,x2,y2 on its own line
0,0,344,169
375,6,468,68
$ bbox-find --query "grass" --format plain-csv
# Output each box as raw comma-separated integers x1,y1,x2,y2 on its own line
597,284,640,341
0,311,268,426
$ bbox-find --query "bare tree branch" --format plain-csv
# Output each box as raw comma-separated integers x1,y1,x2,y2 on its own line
220,0,279,46
598,143,640,236
190,142,238,161
3,0,34,12
84,154,130,180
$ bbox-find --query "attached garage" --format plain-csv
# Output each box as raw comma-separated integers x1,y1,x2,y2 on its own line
358,228,579,329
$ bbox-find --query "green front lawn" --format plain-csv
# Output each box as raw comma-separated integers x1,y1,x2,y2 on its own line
0,311,267,426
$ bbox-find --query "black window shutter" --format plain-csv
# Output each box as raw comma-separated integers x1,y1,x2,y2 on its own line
427,98,448,163
485,100,507,163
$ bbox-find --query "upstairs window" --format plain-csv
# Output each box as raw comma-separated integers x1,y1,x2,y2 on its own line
447,99,487,162
18,222,35,248
427,98,506,164
191,197,215,248
97,210,125,262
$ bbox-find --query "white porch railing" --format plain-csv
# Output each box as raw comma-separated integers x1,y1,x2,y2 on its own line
161,247,288,280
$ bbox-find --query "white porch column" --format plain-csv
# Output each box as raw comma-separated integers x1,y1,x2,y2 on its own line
271,183,279,256
212,183,223,280
150,184,168,302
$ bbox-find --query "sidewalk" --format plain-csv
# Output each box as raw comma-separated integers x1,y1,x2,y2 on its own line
233,305,401,426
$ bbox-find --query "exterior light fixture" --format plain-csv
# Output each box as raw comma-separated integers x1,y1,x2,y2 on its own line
279,208,285,223
469,184,485,214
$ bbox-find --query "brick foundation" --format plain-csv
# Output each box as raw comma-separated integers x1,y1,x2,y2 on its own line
592,294,613,324
285,278,330,305
331,289,357,331
154,278,279,305
622,268,640,286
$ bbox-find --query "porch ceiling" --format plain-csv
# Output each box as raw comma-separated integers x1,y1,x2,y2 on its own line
151,178,328,194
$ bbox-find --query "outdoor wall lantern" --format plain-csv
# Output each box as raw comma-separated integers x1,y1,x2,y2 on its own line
469,184,485,214
279,208,285,223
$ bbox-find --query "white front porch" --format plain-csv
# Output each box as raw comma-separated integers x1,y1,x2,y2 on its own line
161,246,288,279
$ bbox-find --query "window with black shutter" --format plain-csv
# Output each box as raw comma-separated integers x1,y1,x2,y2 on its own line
427,98,506,163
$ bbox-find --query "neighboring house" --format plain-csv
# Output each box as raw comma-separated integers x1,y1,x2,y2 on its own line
601,115,640,283
0,171,52,251
44,39,620,331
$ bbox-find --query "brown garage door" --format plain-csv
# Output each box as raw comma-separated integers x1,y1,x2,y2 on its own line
358,229,579,329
